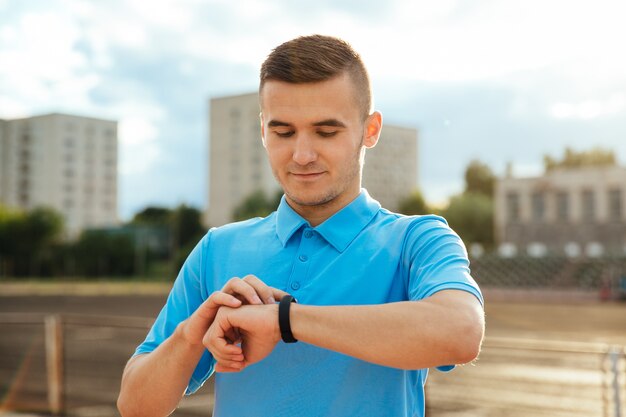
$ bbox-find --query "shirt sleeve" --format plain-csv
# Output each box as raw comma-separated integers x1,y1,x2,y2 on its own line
402,215,483,373
403,215,483,305
133,231,215,395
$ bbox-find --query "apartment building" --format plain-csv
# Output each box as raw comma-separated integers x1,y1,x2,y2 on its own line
206,92,418,226
0,113,118,237
494,166,626,257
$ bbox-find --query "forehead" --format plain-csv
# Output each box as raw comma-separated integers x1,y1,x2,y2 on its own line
260,73,361,123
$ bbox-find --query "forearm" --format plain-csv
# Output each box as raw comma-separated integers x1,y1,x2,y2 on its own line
117,323,206,417
289,291,484,370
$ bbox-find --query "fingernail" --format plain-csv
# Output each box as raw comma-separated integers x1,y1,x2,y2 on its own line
267,296,276,304
253,295,263,304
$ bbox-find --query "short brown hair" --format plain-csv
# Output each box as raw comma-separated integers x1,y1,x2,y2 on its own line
259,35,372,119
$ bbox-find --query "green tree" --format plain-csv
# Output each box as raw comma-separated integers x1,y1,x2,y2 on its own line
131,206,171,225
0,206,64,276
441,193,494,248
170,204,207,274
397,190,429,215
544,147,616,171
171,204,206,249
71,230,135,277
232,189,281,221
464,159,495,197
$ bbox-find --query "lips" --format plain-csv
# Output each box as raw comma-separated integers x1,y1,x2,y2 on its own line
291,172,325,180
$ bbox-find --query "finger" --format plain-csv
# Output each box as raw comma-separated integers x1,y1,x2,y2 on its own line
195,292,242,320
204,330,242,354
242,275,277,304
212,350,244,364
271,288,291,301
215,362,245,373
223,278,264,305
224,327,242,345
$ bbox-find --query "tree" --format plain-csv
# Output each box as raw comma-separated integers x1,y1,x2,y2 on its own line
544,147,616,171
0,206,64,276
397,190,429,215
171,204,206,249
71,230,135,277
441,193,494,248
464,159,495,197
232,189,281,221
131,207,171,225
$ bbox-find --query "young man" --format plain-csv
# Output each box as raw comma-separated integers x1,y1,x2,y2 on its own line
118,35,484,417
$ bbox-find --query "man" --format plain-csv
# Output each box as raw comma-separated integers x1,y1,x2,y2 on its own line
118,35,484,417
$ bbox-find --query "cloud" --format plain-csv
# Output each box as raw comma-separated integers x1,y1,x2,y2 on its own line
549,93,626,120
2,0,626,220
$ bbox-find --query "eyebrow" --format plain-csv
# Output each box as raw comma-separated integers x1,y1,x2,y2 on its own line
266,119,347,128
267,120,292,128
312,119,346,128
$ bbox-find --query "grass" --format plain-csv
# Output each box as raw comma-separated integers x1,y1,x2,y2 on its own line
0,277,174,296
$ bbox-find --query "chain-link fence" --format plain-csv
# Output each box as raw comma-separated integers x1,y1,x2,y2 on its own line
472,255,626,297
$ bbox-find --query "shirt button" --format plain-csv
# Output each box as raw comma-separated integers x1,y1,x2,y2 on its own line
299,254,308,262
291,281,301,290
304,230,313,238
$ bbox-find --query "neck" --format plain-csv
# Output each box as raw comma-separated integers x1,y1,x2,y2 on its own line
287,188,361,227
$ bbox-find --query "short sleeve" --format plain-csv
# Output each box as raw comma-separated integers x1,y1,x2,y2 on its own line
402,216,483,373
133,232,215,394
403,215,483,305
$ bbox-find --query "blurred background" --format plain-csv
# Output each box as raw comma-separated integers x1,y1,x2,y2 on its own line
1,0,625,416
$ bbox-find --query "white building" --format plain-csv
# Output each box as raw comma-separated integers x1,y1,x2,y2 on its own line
494,165,626,257
206,92,419,227
0,113,119,237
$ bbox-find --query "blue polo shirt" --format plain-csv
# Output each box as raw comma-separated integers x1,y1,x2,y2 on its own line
135,189,482,417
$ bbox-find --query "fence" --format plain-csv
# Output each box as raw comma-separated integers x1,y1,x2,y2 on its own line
1,313,625,417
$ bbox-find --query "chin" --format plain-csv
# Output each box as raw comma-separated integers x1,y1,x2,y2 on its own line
286,190,337,207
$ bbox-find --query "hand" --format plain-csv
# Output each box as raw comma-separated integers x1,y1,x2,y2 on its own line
180,275,288,346
203,304,281,372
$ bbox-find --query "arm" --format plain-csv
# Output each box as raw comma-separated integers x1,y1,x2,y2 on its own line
291,290,484,369
207,289,484,371
117,276,288,417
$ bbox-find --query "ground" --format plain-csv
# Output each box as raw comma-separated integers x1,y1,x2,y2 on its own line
0,282,625,416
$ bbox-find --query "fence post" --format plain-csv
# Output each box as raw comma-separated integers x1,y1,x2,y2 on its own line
45,314,65,415
608,346,623,417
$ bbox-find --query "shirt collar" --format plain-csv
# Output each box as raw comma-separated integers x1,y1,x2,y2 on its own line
275,189,381,252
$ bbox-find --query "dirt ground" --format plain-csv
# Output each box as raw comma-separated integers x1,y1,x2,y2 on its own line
1,285,625,417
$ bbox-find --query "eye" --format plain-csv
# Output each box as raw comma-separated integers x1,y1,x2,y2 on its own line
274,130,295,138
317,130,337,138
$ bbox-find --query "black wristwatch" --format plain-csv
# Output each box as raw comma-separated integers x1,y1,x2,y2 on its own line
278,295,298,343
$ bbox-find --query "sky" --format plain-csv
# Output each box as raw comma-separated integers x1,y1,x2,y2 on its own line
1,0,625,220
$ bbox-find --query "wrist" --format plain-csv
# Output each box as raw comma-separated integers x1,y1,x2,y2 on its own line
278,295,298,343
174,320,204,349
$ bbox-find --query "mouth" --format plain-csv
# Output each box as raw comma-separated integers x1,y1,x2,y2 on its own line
290,172,325,180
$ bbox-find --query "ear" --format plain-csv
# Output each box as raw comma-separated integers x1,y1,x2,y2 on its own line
363,111,382,149
259,112,267,148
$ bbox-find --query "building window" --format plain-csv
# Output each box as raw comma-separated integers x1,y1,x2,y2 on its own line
556,191,569,221
581,190,595,221
608,189,622,221
506,192,520,222
531,191,545,221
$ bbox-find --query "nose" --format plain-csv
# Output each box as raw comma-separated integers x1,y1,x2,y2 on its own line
292,134,317,166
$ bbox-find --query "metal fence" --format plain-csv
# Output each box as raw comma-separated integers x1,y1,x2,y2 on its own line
1,313,624,417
